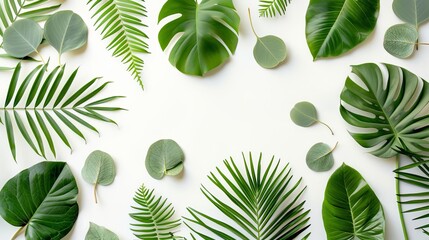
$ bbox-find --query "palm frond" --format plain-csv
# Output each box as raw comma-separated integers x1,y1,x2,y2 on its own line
184,152,311,240
0,62,124,161
259,0,292,17
87,0,149,89
129,184,182,240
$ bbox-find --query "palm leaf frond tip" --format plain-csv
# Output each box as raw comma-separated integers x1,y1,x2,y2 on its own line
259,0,292,17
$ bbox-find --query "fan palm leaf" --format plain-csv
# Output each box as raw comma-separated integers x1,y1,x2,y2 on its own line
129,184,182,240
0,62,124,161
259,0,292,17
87,0,149,89
184,153,311,240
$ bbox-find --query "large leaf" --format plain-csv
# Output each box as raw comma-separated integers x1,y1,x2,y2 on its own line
0,161,79,240
87,0,149,89
129,185,181,239
185,153,311,239
340,63,429,158
158,0,240,76
323,163,385,239
3,19,43,58
393,0,429,27
305,0,380,60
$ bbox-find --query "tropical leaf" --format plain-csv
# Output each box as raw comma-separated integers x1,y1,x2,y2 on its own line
259,0,292,17
305,0,380,60
184,153,311,239
340,63,429,158
87,0,149,89
0,62,124,161
129,184,182,240
158,0,240,76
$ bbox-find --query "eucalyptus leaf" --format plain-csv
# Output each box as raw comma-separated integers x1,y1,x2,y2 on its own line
384,24,418,59
85,222,119,240
145,139,185,180
82,150,116,204
0,161,79,240
254,36,287,69
290,101,334,134
3,19,43,58
44,10,88,58
393,0,429,26
306,142,336,172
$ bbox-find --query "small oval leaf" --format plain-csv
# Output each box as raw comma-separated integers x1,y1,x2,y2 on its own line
44,10,88,56
3,19,43,58
254,35,287,69
85,222,119,240
306,142,335,172
290,101,318,127
384,23,418,59
145,139,185,180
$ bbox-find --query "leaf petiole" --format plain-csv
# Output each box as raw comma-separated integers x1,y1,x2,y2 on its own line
35,50,45,65
317,120,334,135
94,184,98,204
11,225,27,240
248,8,259,38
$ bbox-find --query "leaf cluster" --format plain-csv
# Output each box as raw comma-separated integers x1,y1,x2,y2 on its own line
259,0,292,18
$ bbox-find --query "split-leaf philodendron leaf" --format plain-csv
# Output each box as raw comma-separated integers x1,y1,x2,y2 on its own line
85,222,119,240
384,23,419,59
0,161,79,240
340,63,429,158
323,163,385,239
306,142,336,172
158,0,240,76
393,0,429,27
145,139,184,180
305,0,379,60
3,19,43,58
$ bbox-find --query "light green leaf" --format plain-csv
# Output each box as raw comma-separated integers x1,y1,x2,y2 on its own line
384,23,418,59
3,19,43,58
85,222,119,240
306,0,380,60
0,66,14,71
44,11,88,57
393,0,429,26
290,101,317,127
82,150,116,204
254,36,287,69
145,139,184,180
306,142,336,172
323,163,385,239
259,0,292,17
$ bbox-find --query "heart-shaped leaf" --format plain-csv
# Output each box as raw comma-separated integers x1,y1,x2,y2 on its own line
3,19,43,58
384,23,418,58
158,0,240,76
44,10,88,58
306,142,336,172
85,222,119,240
145,139,184,180
82,150,116,204
393,0,429,26
305,0,380,60
0,161,79,240
323,163,385,239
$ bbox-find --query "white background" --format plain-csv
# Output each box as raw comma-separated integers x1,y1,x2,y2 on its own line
1,0,428,239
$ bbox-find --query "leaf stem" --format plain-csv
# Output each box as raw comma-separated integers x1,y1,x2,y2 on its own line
317,120,334,135
396,155,409,240
331,142,339,152
11,225,26,240
248,8,259,38
94,184,98,204
35,50,45,65
417,42,429,46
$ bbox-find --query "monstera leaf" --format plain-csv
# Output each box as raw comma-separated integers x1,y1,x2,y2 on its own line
340,63,429,158
305,0,379,60
0,162,79,240
158,0,240,76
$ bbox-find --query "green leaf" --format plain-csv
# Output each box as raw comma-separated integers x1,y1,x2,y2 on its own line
393,0,429,26
81,150,116,204
158,0,240,76
323,163,385,239
0,161,79,240
384,23,419,59
306,142,336,172
85,222,119,240
3,19,43,58
0,66,14,70
44,11,88,58
130,185,181,239
340,63,429,158
259,0,292,17
185,153,311,239
305,0,380,60
290,101,318,127
145,139,184,180
254,36,287,69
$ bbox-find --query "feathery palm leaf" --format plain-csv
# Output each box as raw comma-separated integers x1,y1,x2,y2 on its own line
259,0,292,17
185,153,311,240
129,184,182,240
0,62,124,161
87,0,149,89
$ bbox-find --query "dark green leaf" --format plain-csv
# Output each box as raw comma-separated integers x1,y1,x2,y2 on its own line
259,0,292,17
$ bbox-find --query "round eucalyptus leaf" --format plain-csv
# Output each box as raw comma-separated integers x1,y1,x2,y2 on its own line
145,139,185,180
44,10,88,56
306,142,335,172
290,101,318,127
384,23,418,59
3,19,43,58
82,150,116,186
393,0,429,26
85,222,119,240
254,35,287,69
